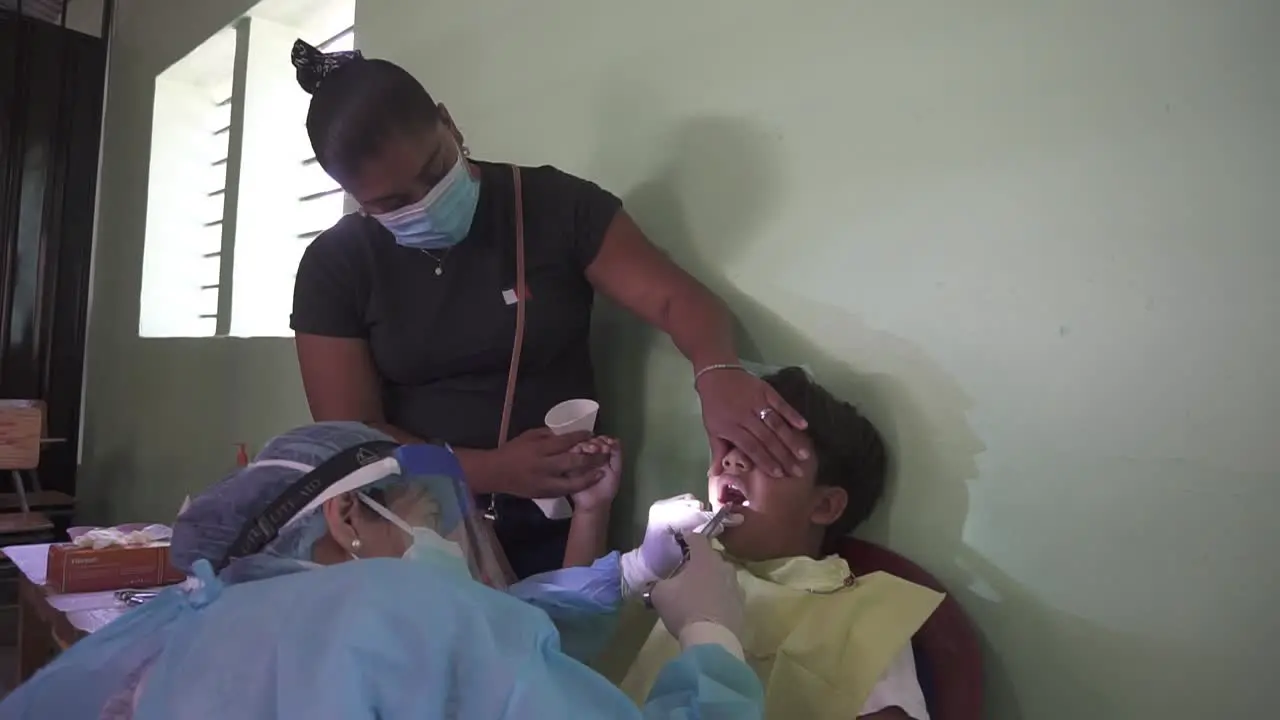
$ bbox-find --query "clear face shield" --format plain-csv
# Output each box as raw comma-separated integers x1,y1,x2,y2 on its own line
380,444,514,589
221,441,514,589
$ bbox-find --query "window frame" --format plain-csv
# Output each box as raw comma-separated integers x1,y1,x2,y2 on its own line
138,14,355,338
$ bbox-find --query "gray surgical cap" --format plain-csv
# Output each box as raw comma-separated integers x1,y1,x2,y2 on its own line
170,422,396,574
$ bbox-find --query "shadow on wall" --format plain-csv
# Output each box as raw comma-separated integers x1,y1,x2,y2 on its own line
588,112,1167,717
598,114,988,556
957,542,1243,718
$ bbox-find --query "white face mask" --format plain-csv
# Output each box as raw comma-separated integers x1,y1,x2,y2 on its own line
358,494,465,563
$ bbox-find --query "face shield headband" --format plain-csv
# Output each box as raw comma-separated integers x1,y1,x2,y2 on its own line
219,442,512,588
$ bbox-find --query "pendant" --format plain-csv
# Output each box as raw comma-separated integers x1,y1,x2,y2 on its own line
434,266,443,276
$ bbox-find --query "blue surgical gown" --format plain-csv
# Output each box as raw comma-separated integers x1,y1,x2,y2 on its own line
508,552,631,663
0,552,762,719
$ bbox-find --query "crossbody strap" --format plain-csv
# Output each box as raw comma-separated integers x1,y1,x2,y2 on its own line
497,165,527,447
483,166,526,525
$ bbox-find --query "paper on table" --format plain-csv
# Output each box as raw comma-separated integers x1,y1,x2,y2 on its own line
68,607,128,634
3,542,50,585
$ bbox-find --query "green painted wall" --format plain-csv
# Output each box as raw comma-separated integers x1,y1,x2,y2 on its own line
84,1,1278,717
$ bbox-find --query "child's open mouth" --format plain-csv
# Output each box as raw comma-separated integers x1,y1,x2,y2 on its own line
717,481,748,507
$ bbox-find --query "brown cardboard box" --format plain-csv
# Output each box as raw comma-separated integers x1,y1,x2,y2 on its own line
46,542,186,594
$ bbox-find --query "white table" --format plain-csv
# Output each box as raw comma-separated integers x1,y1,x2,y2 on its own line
2,542,147,634
2,543,167,684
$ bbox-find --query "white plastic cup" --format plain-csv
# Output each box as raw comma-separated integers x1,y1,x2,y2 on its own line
544,399,600,436
532,399,601,520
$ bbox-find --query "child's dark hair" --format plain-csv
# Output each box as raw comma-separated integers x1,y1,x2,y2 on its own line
292,41,441,184
763,367,888,554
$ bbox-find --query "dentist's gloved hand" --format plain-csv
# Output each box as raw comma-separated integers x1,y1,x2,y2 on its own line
649,532,747,659
619,494,742,597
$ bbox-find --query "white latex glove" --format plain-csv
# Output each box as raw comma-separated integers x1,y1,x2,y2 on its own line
619,494,742,597
648,533,747,659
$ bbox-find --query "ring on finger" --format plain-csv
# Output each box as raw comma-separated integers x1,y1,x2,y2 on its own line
758,407,775,422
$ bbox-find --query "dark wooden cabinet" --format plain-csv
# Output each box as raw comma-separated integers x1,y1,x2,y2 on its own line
0,6,109,685
0,6,108,503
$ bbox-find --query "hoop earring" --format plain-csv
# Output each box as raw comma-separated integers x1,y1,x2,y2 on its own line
349,537,362,558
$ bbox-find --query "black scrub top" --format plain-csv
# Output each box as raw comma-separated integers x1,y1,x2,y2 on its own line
290,161,622,579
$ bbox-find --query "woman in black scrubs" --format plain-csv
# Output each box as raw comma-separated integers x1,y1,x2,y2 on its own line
287,42,809,579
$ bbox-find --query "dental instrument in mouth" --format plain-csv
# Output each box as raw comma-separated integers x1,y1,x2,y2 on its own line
699,493,748,537
696,503,736,537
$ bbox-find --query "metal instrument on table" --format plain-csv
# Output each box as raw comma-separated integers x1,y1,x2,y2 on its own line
115,589,158,607
641,503,738,609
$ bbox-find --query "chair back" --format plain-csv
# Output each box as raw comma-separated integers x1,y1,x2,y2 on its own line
839,538,983,720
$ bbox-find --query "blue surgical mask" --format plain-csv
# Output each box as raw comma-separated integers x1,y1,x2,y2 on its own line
370,149,480,250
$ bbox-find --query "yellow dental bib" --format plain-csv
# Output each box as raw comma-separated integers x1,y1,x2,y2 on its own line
617,553,943,719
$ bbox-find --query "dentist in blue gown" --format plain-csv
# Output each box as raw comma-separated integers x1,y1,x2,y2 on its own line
0,423,761,719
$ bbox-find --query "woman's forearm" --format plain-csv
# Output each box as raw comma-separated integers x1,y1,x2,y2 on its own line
586,212,738,372
563,508,610,568
662,284,738,371
452,447,504,495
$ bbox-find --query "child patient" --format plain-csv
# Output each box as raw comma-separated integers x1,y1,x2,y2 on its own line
609,367,944,720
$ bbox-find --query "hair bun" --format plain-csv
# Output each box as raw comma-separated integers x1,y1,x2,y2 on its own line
291,39,363,95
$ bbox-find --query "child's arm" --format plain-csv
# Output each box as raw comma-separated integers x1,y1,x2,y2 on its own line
563,506,611,568
563,437,622,568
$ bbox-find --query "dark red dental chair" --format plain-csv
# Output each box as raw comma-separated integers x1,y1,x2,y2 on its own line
839,538,984,720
